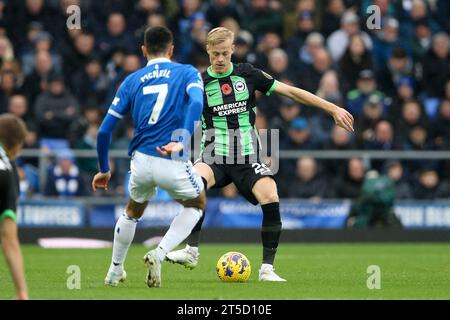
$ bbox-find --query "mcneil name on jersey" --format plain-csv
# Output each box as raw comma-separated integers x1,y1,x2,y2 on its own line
140,65,171,82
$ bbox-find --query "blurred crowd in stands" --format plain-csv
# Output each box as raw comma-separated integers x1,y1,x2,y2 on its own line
0,0,449,200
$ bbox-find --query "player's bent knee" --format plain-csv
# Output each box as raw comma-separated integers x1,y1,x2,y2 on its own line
252,177,279,204
194,162,215,189
178,191,206,211
260,194,279,205
125,198,148,219
256,190,279,205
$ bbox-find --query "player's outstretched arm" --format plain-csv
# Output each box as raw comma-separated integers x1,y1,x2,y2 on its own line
92,113,119,191
274,81,354,132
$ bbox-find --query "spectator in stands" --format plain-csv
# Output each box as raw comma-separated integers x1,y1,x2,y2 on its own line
232,32,254,64
204,0,243,27
133,14,168,49
281,117,319,150
219,17,240,36
21,49,53,106
0,35,14,66
171,0,205,62
20,31,62,77
186,13,210,66
16,164,35,198
385,160,413,199
300,47,332,94
242,0,283,40
408,19,432,63
251,32,282,70
298,32,325,67
62,32,96,82
435,0,450,33
287,157,330,199
398,0,439,40
7,94,30,124
324,125,356,176
0,70,20,113
44,150,87,197
71,56,107,106
365,120,397,170
128,0,164,34
75,123,99,179
310,70,343,142
377,47,414,97
412,168,449,199
355,94,386,145
285,10,317,68
395,100,428,144
68,105,102,147
433,99,450,149
104,54,142,107
34,72,79,139
389,76,415,123
8,0,54,49
267,48,299,86
321,0,345,38
17,122,39,168
334,157,365,199
98,12,135,60
346,170,401,228
326,125,355,151
284,0,316,39
403,124,440,175
327,10,372,62
269,97,301,141
1,59,24,88
338,32,373,93
346,69,388,117
420,32,449,99
112,121,134,184
372,17,411,71
280,116,320,176
403,125,435,151
363,120,396,151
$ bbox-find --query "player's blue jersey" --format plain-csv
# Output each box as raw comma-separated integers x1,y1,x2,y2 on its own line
107,58,203,158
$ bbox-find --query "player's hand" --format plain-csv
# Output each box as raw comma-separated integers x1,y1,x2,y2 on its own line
92,171,111,191
332,107,354,132
156,142,184,156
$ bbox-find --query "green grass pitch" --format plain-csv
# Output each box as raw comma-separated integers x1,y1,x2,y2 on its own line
1,243,449,299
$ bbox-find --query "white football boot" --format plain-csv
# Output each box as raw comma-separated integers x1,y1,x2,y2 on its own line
143,250,161,288
104,269,127,287
165,245,199,269
258,264,287,282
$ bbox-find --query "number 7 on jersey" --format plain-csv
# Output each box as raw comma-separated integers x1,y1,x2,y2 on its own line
143,84,168,124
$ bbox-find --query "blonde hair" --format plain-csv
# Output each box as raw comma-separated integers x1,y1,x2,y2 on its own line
207,27,234,46
0,36,15,62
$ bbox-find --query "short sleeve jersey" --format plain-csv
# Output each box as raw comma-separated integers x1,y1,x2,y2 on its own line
201,63,277,160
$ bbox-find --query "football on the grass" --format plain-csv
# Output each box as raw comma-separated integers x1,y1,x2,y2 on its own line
216,251,251,282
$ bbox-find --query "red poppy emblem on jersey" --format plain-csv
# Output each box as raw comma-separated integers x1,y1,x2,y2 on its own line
221,84,233,95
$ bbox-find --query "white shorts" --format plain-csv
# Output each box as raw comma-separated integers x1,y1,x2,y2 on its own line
128,151,203,203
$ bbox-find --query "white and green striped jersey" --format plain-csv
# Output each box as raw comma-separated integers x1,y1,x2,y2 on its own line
201,63,278,162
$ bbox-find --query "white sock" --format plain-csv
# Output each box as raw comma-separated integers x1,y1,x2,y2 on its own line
261,263,273,271
110,213,138,272
157,208,202,262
